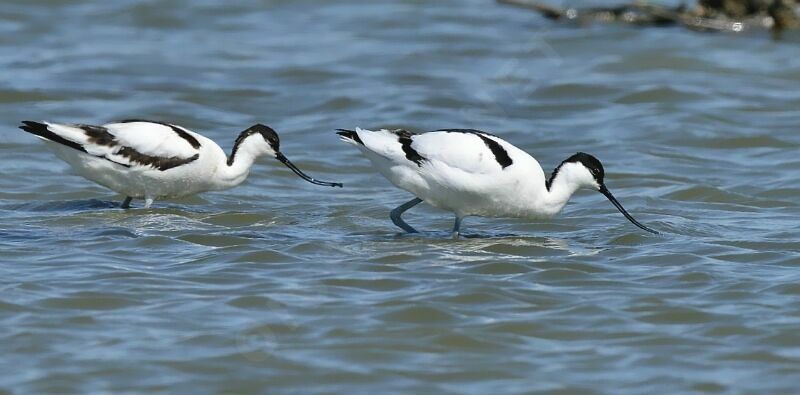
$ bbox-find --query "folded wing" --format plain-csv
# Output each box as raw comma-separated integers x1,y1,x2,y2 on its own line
20,120,200,171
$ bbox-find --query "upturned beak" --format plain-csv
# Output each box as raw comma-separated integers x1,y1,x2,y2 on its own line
275,152,343,187
599,184,658,234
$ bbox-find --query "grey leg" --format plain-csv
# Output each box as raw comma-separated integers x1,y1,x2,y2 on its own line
143,197,154,209
121,196,133,209
390,197,423,233
452,216,463,239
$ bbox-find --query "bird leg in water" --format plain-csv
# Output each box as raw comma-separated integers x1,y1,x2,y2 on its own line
121,196,132,209
452,216,463,239
390,197,423,233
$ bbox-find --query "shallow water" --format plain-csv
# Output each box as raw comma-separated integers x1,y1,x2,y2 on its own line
1,0,800,393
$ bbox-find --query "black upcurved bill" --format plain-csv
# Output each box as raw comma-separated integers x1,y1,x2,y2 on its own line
275,152,343,187
599,185,658,234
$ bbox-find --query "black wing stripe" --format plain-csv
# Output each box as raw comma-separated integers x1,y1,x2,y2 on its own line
78,124,117,147
393,129,426,166
117,148,199,171
475,134,512,169
21,121,198,171
439,129,513,169
20,121,88,153
20,121,135,167
335,129,364,146
119,119,201,149
436,128,499,137
78,124,199,170
84,124,199,170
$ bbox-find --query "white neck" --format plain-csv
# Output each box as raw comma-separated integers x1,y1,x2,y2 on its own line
213,134,274,190
537,162,596,217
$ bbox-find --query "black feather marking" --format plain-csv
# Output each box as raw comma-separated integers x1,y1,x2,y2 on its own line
103,158,132,168
435,128,499,137
117,148,199,171
335,129,364,145
21,121,198,171
393,129,426,166
439,129,512,169
19,121,87,153
476,134,512,168
118,119,201,149
78,124,118,146
20,121,126,166
78,124,199,170
545,164,562,191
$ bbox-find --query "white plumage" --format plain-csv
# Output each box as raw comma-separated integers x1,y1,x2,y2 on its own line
21,120,342,208
337,127,657,237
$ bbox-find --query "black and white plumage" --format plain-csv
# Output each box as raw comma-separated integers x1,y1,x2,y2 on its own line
20,120,342,208
337,127,658,237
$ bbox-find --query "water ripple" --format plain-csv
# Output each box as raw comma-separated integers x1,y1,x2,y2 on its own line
1,0,799,393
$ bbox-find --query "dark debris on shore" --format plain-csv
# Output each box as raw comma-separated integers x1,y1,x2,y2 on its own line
498,0,800,39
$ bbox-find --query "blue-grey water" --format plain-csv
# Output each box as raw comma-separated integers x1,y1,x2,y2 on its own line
1,0,799,393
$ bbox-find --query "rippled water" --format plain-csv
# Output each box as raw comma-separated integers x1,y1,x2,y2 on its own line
1,0,800,393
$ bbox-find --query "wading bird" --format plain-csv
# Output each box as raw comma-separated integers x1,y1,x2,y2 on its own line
337,127,657,238
20,120,342,208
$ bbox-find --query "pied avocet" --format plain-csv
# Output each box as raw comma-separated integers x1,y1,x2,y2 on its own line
20,120,342,208
337,127,657,237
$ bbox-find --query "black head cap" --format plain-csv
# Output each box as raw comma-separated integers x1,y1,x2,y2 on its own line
547,152,605,190
564,152,604,184
247,123,280,152
228,124,281,166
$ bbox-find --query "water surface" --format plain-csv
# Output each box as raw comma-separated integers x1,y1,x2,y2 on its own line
1,0,800,393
